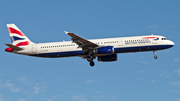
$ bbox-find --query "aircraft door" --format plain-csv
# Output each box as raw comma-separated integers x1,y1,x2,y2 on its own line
32,44,37,53
118,39,123,46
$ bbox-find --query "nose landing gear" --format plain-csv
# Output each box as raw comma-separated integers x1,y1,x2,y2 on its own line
153,51,158,59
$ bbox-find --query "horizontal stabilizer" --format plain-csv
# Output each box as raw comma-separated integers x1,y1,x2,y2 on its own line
5,44,23,50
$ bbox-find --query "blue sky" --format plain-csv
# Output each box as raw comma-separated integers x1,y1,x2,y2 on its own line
0,0,180,101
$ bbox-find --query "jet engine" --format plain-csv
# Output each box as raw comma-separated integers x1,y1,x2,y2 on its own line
95,46,114,54
98,54,117,62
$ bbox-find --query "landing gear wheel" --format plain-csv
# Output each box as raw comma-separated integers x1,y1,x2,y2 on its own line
90,61,95,67
154,55,158,59
153,51,157,59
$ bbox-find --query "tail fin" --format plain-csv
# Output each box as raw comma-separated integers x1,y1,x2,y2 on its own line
7,24,33,46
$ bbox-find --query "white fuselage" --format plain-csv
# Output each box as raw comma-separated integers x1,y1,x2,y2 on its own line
14,35,174,58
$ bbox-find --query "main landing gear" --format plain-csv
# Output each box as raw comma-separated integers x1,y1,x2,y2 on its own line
86,50,96,67
153,51,158,59
90,61,95,67
87,56,96,67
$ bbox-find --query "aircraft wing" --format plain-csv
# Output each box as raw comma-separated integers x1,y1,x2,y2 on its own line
65,31,98,49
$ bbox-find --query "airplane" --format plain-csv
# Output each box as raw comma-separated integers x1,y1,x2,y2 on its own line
5,24,174,66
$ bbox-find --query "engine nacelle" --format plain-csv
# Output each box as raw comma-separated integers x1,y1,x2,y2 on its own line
95,46,114,54
98,54,117,62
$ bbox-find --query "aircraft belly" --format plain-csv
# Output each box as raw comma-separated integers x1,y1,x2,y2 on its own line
114,45,174,53
30,50,83,58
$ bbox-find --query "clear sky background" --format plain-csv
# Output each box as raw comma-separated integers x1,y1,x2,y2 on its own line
0,0,180,101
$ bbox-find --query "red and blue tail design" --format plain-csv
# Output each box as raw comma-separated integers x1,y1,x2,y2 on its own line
7,24,33,46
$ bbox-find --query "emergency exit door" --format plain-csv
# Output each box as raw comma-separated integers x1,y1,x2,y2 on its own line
118,39,123,46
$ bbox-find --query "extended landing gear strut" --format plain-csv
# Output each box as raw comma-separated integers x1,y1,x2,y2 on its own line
86,50,96,67
153,51,158,59
87,56,96,67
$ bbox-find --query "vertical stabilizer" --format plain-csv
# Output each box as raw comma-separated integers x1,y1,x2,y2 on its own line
7,24,34,46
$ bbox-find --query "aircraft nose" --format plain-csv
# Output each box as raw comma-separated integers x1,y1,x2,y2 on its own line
168,40,175,46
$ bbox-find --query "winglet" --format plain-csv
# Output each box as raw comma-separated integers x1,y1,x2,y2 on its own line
64,31,69,35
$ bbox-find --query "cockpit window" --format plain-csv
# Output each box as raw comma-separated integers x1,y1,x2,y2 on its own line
161,38,167,40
